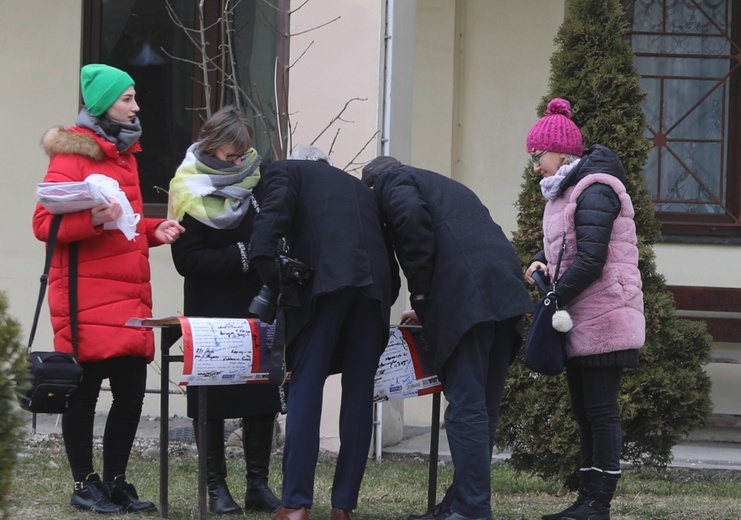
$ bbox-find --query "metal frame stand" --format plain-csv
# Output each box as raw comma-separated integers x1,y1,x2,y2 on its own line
156,321,443,520
427,392,441,512
158,323,210,520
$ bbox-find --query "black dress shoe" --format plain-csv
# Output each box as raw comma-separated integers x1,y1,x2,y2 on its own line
438,510,491,520
104,475,158,513
71,473,124,514
407,503,448,520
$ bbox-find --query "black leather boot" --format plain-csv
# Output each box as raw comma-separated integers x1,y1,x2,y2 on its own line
70,472,124,514
562,469,619,520
194,419,243,515
103,474,158,513
542,470,591,520
243,419,281,513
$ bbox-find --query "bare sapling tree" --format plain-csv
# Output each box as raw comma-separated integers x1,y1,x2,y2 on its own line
164,0,377,169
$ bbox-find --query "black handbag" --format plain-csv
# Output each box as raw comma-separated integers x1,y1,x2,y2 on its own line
523,233,567,375
18,215,83,414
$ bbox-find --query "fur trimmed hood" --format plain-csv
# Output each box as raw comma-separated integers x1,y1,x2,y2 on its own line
41,126,105,162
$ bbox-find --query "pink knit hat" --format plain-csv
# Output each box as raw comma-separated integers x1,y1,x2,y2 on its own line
526,98,583,157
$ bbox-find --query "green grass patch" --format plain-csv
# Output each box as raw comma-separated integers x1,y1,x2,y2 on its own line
7,438,741,519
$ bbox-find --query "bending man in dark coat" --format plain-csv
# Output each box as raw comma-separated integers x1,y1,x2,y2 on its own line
362,156,534,520
249,159,399,520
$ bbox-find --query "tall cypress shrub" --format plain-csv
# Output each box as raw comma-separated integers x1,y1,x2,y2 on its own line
497,0,713,486
0,292,28,516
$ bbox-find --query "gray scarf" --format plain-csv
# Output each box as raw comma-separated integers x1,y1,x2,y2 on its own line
540,159,582,201
75,108,142,153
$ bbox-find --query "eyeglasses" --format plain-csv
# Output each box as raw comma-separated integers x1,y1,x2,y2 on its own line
225,151,250,164
530,150,549,167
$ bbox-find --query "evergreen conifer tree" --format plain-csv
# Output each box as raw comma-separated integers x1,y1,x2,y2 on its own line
497,0,713,487
0,292,28,515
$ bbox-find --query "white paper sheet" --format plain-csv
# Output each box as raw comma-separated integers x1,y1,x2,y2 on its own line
36,181,110,214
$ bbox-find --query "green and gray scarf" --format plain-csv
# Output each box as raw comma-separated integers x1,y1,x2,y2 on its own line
168,143,261,229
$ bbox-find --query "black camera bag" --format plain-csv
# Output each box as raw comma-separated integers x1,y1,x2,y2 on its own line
20,351,83,413
18,215,83,415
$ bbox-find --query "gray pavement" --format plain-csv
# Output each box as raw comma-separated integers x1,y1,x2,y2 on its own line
385,427,741,472
24,413,741,472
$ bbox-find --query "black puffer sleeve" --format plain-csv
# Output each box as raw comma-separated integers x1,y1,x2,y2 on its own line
529,250,547,266
555,182,620,305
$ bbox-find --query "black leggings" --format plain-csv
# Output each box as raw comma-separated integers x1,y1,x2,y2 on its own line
62,356,147,482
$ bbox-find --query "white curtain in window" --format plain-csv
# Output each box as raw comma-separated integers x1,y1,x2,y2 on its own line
631,0,730,214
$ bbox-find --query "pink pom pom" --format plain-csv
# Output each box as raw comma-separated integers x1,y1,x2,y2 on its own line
545,98,572,119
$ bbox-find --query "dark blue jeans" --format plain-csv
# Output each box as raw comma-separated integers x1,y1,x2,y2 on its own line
565,364,623,472
62,355,147,482
439,317,520,519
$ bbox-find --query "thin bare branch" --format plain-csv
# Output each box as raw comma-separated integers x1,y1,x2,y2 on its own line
291,15,341,37
328,128,341,156
343,131,380,172
287,0,311,15
310,97,367,145
198,0,212,118
288,41,314,70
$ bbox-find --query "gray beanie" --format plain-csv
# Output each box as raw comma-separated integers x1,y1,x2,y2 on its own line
361,156,403,187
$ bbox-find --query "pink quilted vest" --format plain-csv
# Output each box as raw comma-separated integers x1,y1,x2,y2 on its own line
542,173,645,359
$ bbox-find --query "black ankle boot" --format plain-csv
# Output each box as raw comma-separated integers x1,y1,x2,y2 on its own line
244,419,281,512
104,474,158,513
542,470,591,520
71,473,124,514
561,469,619,520
561,499,611,520
195,419,243,515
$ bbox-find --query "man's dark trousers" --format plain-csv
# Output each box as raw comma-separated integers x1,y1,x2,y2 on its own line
280,288,386,511
441,317,521,519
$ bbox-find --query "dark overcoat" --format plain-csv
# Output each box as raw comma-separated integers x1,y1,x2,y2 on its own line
372,166,534,372
170,183,283,420
249,160,399,350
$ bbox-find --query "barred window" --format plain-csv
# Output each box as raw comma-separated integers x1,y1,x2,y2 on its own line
622,0,741,240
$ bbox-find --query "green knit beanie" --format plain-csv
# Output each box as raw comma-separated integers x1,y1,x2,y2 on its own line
80,64,135,117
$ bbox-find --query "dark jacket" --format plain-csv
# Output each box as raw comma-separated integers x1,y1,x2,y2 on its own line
171,183,283,419
249,160,399,348
372,165,534,372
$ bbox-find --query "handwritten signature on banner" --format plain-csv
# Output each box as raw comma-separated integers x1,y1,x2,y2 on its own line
128,316,442,401
372,326,441,402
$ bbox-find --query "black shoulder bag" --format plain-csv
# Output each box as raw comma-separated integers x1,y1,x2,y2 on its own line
18,215,84,416
523,232,568,375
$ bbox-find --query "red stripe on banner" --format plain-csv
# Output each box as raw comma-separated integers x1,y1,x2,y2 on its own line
248,318,260,374
179,316,193,384
418,385,442,397
399,326,423,380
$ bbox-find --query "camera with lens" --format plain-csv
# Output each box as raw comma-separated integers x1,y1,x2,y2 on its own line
279,255,313,284
249,255,313,324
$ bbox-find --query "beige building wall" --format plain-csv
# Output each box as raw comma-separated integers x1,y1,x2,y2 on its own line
402,0,566,427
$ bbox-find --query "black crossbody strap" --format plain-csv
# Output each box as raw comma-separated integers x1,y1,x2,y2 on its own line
551,231,567,289
27,215,78,354
28,215,62,350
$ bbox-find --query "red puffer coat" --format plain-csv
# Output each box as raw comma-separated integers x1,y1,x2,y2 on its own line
32,126,165,362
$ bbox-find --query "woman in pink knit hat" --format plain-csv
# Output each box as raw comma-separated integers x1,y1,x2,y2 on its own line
524,98,645,520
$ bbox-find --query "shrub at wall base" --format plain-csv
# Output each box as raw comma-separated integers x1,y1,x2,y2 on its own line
0,291,29,516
